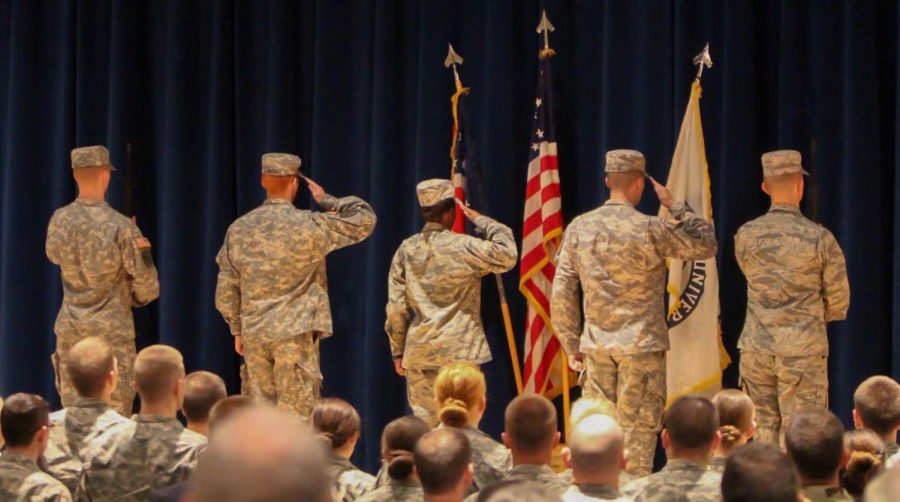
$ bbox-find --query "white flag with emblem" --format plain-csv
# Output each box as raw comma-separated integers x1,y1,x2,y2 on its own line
660,80,730,404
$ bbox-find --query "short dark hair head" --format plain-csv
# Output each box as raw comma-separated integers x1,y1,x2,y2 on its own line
0,393,50,447
853,376,900,436
208,396,256,433
475,479,563,502
504,394,557,455
785,407,845,481
134,345,185,402
663,395,719,450
311,398,362,450
182,371,227,423
66,337,116,398
420,198,455,223
722,442,800,502
414,428,471,495
381,416,430,480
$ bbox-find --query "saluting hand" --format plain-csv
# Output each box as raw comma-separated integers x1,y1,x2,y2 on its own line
302,175,326,204
456,199,483,222
648,175,675,209
569,352,585,372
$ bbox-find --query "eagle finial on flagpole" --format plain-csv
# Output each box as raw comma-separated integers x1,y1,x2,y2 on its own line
536,10,556,59
693,43,712,81
444,43,464,86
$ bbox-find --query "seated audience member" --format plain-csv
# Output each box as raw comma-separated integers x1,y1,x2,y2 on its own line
785,406,852,501
78,345,207,499
43,337,131,493
435,362,511,494
415,428,474,502
852,376,900,459
559,397,633,487
492,394,569,496
622,395,722,502
181,371,227,437
711,389,757,473
476,479,563,502
189,407,332,502
150,396,258,502
0,393,72,501
863,465,900,502
561,414,632,501
312,398,376,501
721,442,801,502
358,415,431,502
840,429,884,500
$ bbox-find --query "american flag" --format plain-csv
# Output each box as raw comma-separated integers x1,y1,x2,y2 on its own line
520,56,565,396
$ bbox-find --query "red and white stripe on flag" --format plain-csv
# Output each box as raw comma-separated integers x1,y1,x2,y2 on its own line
520,141,564,396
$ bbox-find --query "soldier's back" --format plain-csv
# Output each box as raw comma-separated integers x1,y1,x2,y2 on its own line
621,460,721,502
44,398,130,493
0,451,73,501
356,478,423,502
328,457,375,501
79,415,206,500
460,426,511,493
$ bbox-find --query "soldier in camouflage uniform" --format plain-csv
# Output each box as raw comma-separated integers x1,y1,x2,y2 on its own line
385,179,517,424
551,149,718,477
621,396,722,502
311,398,376,501
78,345,207,500
46,145,160,416
0,393,73,501
216,153,376,419
43,338,131,494
735,150,850,445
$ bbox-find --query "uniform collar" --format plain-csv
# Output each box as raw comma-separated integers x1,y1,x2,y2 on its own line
769,203,802,214
604,199,635,207
511,463,556,476
422,222,449,233
264,198,295,206
390,478,422,488
663,459,709,472
0,451,40,472
133,414,182,427
75,198,110,208
573,483,623,498
72,396,111,410
801,485,850,499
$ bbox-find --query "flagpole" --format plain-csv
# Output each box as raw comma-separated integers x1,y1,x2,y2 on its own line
535,10,571,442
445,44,524,395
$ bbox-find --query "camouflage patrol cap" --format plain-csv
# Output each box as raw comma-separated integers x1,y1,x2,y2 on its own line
71,145,116,171
416,179,454,207
761,150,809,177
261,153,302,176
604,149,646,174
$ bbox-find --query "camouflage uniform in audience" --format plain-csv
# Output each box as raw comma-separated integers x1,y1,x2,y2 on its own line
356,478,423,502
562,484,634,502
558,469,634,487
885,441,899,460
329,456,376,501
46,146,160,417
216,153,376,418
503,464,570,495
385,179,517,424
801,486,853,502
0,451,72,501
460,426,512,494
552,150,717,477
43,397,131,494
621,460,721,502
709,456,727,474
78,415,206,500
735,150,850,445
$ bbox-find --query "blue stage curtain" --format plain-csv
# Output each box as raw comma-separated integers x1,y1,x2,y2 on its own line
0,0,897,471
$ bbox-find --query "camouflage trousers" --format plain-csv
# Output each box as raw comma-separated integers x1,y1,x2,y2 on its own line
582,350,665,477
740,352,828,445
53,336,135,416
405,368,439,426
243,332,322,420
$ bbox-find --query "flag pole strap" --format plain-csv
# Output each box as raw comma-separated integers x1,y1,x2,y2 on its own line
494,273,523,394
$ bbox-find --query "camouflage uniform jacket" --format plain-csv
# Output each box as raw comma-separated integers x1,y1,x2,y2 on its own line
459,426,511,494
504,463,570,495
551,200,717,357
801,486,853,502
46,199,159,341
78,415,206,500
735,204,850,357
356,478,423,502
0,451,73,501
385,216,517,369
709,456,727,474
559,469,635,488
621,459,722,502
330,456,375,501
44,397,130,494
216,194,376,340
563,484,634,501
